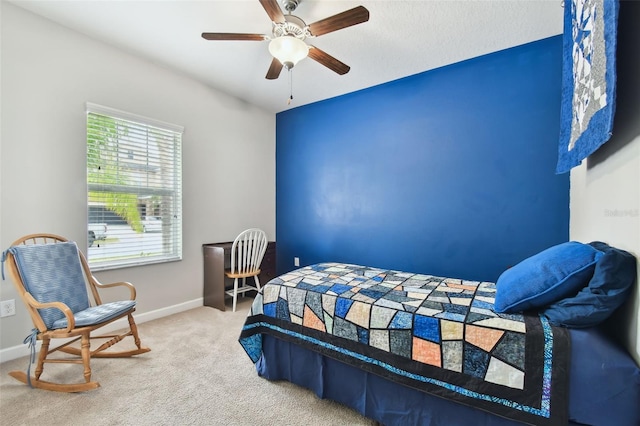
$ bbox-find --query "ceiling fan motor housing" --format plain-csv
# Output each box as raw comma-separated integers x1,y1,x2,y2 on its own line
273,15,308,39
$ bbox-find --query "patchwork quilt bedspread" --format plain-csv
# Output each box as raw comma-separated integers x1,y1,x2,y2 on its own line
239,263,570,425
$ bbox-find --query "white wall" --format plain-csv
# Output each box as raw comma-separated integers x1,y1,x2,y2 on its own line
569,2,640,364
0,2,275,357
570,138,640,365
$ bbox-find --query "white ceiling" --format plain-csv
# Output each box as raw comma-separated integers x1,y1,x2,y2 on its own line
9,0,564,114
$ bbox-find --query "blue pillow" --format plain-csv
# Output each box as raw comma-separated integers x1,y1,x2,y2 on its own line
494,241,603,313
542,242,637,328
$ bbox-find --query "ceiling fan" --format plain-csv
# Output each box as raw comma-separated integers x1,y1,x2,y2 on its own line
201,0,370,80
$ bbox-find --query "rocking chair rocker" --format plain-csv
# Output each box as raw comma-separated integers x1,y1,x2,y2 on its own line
2,233,150,392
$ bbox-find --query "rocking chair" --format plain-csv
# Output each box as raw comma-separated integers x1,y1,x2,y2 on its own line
2,233,150,392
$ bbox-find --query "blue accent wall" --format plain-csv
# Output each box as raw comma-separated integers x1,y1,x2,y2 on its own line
276,36,569,282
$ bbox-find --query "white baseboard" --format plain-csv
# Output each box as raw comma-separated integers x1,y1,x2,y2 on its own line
0,298,203,363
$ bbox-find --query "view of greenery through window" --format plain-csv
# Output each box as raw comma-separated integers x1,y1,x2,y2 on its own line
87,105,183,270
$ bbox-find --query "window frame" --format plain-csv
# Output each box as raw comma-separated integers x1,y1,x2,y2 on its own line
86,102,183,271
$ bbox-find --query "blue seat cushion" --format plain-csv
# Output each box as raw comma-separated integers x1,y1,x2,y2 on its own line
52,300,136,329
8,242,90,329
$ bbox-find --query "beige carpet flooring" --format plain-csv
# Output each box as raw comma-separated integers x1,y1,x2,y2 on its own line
0,298,375,425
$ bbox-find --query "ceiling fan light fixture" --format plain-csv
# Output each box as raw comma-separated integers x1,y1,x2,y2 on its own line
268,35,309,69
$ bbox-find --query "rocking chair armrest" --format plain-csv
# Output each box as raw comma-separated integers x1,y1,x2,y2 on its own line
94,280,136,300
23,292,75,331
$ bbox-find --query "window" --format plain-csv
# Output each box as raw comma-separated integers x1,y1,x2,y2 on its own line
86,103,183,270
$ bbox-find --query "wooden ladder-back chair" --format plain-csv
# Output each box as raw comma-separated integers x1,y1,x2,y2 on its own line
1,233,150,392
225,228,268,312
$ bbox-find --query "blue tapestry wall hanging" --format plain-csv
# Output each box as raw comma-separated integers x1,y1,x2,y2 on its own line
556,0,619,174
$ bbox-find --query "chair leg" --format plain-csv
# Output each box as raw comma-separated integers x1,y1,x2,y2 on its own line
35,336,50,381
81,333,92,383
232,277,239,312
128,313,143,349
254,275,261,292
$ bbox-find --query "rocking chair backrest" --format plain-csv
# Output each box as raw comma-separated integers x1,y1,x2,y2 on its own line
8,242,90,329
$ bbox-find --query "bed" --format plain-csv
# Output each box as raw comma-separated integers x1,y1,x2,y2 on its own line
239,242,640,426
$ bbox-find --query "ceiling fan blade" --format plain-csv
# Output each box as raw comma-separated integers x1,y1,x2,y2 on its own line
259,0,285,23
308,6,370,37
308,46,350,75
202,33,267,41
266,58,284,80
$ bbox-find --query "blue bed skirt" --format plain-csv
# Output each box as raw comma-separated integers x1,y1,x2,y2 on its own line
256,326,640,426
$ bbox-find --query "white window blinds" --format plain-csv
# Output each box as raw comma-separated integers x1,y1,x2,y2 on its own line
86,103,183,270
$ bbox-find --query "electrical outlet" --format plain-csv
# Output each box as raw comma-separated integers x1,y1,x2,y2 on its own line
294,257,300,267
0,299,16,317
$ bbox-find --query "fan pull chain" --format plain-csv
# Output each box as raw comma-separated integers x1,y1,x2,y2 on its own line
287,68,293,105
